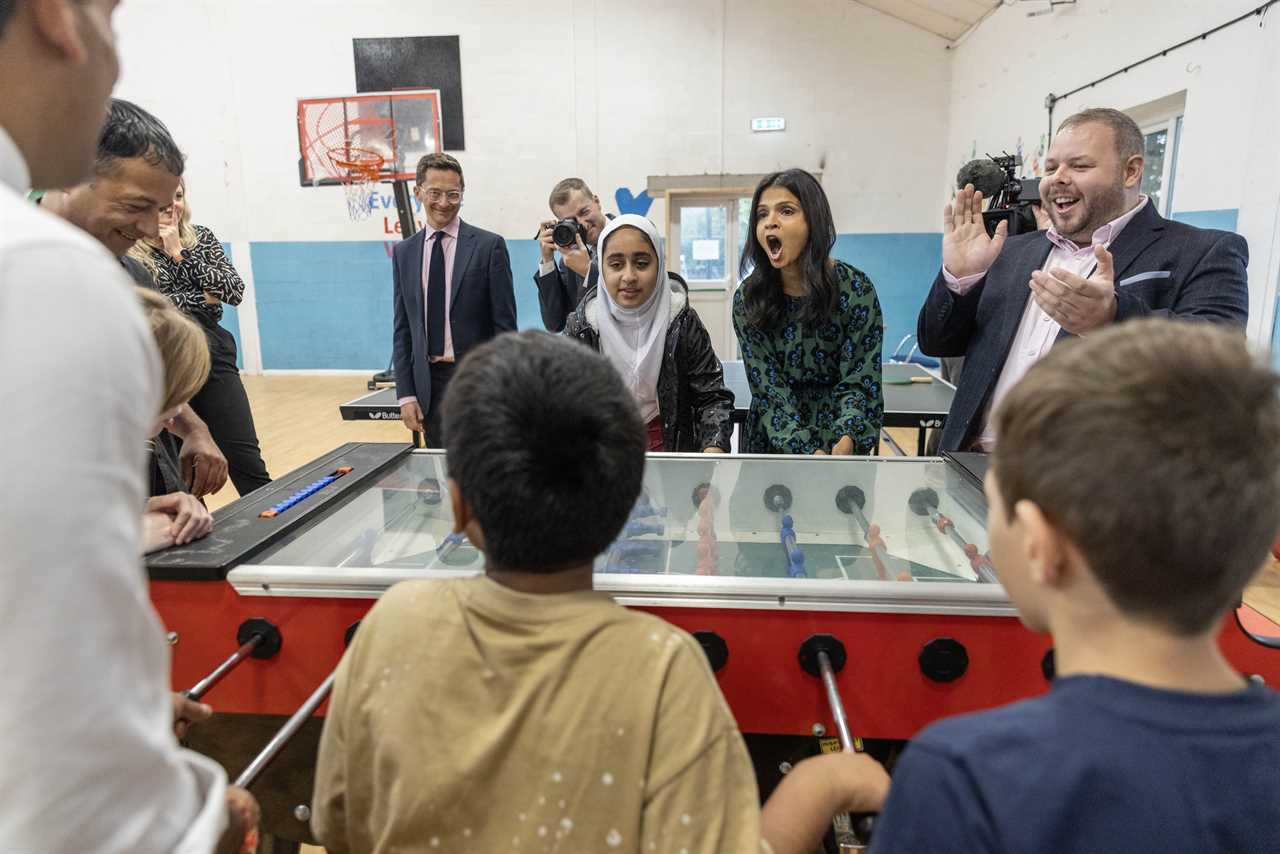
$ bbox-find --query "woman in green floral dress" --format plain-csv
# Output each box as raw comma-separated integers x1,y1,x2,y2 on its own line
732,169,883,455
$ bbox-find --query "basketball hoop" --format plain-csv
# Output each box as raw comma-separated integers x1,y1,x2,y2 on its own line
327,146,385,221
297,90,442,224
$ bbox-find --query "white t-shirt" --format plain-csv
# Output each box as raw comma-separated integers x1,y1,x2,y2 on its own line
0,126,229,853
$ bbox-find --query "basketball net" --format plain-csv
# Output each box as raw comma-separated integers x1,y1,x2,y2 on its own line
327,147,385,222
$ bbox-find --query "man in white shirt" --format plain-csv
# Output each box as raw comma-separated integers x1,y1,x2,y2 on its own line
0,2,253,851
917,108,1249,452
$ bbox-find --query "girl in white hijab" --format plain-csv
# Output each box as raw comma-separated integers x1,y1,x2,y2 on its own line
563,215,733,453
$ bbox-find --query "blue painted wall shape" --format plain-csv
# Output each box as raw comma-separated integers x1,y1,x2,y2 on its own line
220,242,243,369
615,187,654,217
244,207,1243,370
249,233,941,369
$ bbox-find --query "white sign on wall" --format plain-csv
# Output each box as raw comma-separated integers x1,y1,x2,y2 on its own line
750,117,786,133
692,239,721,261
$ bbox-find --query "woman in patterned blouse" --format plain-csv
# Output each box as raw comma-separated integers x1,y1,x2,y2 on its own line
732,169,884,455
129,180,271,496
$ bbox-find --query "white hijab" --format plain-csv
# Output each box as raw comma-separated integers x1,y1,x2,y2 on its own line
595,215,673,423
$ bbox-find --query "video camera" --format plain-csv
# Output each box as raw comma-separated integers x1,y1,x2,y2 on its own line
958,153,1043,238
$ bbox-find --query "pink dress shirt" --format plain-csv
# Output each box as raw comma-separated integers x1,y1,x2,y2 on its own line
943,196,1149,450
398,216,461,407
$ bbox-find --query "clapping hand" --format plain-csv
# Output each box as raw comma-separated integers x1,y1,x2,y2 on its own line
1029,243,1117,335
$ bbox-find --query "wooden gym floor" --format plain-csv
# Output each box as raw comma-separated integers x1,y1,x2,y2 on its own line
210,374,1280,625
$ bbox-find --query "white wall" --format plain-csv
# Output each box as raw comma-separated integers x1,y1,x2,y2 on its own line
946,0,1280,345
113,0,953,243
109,0,1280,366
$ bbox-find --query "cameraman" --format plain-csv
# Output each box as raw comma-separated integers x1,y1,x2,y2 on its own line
534,178,611,332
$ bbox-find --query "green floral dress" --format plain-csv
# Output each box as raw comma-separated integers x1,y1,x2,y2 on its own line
732,261,884,455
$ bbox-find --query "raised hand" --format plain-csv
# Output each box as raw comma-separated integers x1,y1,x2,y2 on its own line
943,184,1008,279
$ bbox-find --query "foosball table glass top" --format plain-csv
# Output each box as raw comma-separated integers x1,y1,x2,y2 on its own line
246,451,993,586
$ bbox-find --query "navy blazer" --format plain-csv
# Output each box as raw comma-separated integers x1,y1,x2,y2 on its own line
918,203,1249,452
391,219,517,408
533,257,598,333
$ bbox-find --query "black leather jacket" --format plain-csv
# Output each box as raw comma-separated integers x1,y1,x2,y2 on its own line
563,274,734,452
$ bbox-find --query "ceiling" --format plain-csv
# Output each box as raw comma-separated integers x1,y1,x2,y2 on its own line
851,0,1004,42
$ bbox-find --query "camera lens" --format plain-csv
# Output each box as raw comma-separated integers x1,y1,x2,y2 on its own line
552,219,580,247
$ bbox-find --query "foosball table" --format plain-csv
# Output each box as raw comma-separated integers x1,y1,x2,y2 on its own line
147,443,1280,852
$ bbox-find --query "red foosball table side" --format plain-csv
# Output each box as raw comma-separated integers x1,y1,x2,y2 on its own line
153,581,1280,742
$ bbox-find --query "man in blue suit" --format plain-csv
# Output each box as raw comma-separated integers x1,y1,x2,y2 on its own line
918,108,1248,453
394,153,517,446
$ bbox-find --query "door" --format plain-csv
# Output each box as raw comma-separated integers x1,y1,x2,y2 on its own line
667,194,753,360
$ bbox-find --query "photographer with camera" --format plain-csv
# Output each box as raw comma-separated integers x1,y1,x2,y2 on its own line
534,178,612,332
917,108,1248,454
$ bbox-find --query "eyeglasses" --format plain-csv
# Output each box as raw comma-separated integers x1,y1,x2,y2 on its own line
421,189,463,203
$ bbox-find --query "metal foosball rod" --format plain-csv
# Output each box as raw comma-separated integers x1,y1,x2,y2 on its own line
799,635,876,850
907,487,998,583
183,619,283,701
233,671,335,790
834,486,904,582
233,622,359,790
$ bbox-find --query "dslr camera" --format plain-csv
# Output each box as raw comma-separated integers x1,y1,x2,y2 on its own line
549,218,582,248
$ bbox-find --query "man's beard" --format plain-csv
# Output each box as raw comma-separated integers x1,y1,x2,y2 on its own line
1055,180,1130,243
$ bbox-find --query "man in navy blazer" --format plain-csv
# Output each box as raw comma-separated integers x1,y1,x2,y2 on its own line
393,153,517,446
918,108,1248,453
533,178,611,332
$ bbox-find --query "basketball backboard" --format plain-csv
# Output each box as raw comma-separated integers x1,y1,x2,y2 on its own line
297,88,443,187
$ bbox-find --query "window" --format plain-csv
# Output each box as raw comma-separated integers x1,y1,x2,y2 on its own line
678,205,728,282
667,193,754,360
669,194,752,287
1140,115,1182,217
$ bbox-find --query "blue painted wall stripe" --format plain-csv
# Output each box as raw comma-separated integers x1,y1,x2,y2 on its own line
245,233,940,369
219,242,244,369
1171,208,1239,232
253,241,395,370
833,233,941,358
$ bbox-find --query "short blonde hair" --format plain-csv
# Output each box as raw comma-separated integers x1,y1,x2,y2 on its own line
135,287,210,412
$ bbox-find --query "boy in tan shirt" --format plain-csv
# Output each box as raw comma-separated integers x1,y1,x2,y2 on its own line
312,331,886,854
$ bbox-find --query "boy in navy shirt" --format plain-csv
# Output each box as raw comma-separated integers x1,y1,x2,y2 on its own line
871,318,1280,853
